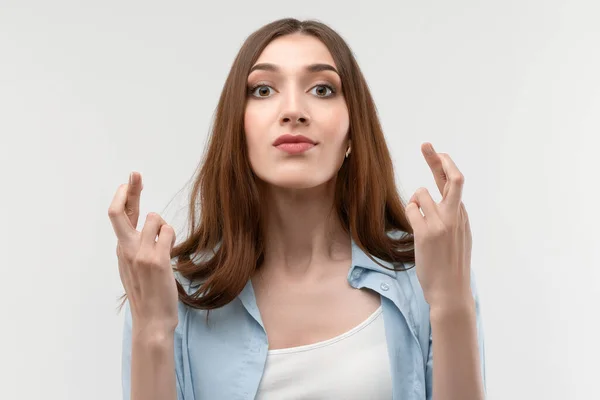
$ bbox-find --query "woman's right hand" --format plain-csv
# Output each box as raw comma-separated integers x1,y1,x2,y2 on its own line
108,172,179,336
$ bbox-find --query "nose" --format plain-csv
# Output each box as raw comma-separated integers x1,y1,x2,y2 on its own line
279,90,310,127
280,113,309,126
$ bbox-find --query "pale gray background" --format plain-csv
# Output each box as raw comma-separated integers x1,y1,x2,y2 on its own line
1,0,599,399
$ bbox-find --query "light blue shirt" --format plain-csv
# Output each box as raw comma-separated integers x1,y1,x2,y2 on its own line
122,233,486,399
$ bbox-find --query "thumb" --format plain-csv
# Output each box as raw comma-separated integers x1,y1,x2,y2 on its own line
405,201,424,233
156,223,176,255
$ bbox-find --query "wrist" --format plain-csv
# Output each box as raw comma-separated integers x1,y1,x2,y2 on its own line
132,328,174,352
132,320,176,342
429,296,476,321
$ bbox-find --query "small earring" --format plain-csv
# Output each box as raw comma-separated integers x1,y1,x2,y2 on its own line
345,147,351,158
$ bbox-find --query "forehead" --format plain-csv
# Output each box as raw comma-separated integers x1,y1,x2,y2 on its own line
254,33,337,70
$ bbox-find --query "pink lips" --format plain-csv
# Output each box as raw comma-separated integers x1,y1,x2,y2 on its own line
273,134,317,154
276,142,315,154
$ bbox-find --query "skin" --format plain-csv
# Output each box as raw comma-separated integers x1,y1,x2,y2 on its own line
406,143,485,399
244,33,353,284
244,33,381,351
108,173,178,400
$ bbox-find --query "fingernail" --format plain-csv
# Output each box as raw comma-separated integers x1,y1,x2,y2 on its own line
129,172,133,185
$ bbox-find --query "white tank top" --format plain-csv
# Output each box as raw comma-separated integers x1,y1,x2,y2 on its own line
255,305,393,399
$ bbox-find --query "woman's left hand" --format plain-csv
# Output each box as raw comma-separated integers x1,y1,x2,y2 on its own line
405,143,473,311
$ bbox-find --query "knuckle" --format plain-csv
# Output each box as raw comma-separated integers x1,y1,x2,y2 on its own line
427,225,447,238
161,224,174,234
131,248,144,261
146,212,160,221
135,249,152,263
436,225,450,236
133,254,151,268
107,207,120,218
134,252,162,269
454,173,465,184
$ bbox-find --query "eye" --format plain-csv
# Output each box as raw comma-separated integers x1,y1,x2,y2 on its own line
310,84,335,98
249,85,275,98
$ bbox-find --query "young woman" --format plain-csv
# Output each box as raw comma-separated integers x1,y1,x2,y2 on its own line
109,18,486,400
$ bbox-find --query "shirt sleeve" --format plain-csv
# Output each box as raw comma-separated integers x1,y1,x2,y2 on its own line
121,299,186,400
425,267,487,399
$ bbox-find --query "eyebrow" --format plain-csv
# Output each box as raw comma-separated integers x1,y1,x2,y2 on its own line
249,63,340,76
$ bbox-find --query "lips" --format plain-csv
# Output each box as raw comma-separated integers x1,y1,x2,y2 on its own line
272,134,317,146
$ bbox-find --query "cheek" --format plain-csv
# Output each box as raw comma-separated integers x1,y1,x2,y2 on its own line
244,108,263,149
243,107,257,138
244,107,270,164
322,103,350,137
317,98,349,125
244,102,275,137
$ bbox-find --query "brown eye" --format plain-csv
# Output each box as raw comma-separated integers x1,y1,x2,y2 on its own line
250,85,274,98
310,84,334,98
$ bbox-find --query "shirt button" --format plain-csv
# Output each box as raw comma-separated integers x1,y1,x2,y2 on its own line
380,282,390,291
351,269,361,279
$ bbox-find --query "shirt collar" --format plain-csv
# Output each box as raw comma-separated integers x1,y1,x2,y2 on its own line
349,235,399,279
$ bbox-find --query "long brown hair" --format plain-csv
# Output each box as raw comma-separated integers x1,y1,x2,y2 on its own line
118,18,416,313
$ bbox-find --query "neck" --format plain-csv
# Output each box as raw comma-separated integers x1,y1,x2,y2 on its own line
256,179,351,283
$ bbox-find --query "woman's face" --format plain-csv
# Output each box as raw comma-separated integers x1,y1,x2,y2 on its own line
244,33,350,190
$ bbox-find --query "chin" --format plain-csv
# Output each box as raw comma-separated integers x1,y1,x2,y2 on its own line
269,177,322,190
273,181,320,190
256,172,329,190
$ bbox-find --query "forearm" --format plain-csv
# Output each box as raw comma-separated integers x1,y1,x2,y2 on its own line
430,300,485,400
130,329,177,400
